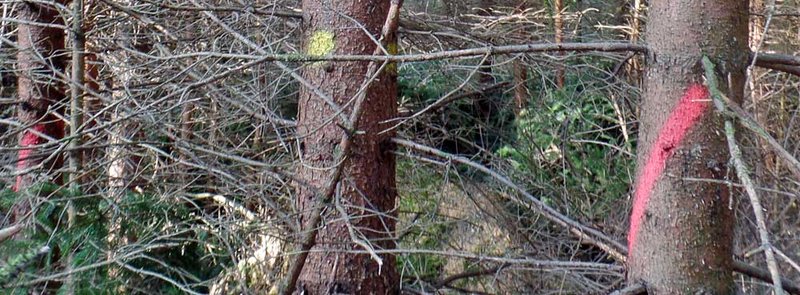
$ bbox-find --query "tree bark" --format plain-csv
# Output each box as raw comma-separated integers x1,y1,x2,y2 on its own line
553,0,565,88
749,0,775,175
627,0,748,293
13,0,68,221
293,0,399,293
512,60,528,116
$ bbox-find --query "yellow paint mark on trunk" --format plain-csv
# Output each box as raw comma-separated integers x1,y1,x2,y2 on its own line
307,31,334,57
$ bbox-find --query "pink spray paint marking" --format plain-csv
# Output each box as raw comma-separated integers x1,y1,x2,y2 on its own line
628,84,710,251
13,122,59,192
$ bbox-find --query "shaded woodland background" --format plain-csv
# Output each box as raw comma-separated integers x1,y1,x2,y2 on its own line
0,0,799,294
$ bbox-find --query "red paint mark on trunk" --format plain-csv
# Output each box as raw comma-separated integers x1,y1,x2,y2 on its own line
628,84,709,251
13,120,64,191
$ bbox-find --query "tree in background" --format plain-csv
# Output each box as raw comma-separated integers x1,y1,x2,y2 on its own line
12,0,68,222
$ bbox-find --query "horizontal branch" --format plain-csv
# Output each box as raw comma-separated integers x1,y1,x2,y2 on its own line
253,42,649,63
754,52,800,76
757,53,800,66
609,283,646,295
755,62,800,76
434,265,505,289
735,261,800,295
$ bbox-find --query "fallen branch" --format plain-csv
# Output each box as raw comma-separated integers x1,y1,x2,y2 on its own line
434,265,506,289
734,260,800,294
707,62,800,180
191,193,257,221
753,52,800,77
608,283,646,295
704,56,785,295
412,81,510,115
0,225,22,243
392,137,627,262
755,52,800,66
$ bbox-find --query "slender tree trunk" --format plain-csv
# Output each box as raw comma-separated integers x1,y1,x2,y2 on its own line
553,0,565,88
626,0,643,83
79,50,103,189
750,0,774,175
13,0,68,222
69,0,85,189
66,0,86,293
104,6,145,286
293,0,399,293
473,57,497,150
470,1,496,122
104,52,143,289
626,0,748,293
512,2,531,117
81,2,106,189
470,1,499,151
512,60,528,116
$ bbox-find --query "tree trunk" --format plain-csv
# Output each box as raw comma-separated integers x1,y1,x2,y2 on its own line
627,0,748,293
749,0,775,175
626,0,643,84
512,60,528,116
553,0,565,88
13,1,68,221
293,0,399,293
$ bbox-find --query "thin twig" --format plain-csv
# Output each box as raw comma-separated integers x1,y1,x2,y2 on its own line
774,248,800,275
434,265,506,289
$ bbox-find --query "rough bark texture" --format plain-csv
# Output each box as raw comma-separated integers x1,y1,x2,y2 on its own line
13,1,68,221
294,0,399,294
627,0,748,293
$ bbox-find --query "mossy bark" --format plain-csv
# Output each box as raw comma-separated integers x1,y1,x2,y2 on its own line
627,0,748,293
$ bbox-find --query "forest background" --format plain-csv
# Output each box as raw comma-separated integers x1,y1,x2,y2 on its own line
1,0,800,294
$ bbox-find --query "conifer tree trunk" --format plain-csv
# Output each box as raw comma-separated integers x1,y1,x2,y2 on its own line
13,1,68,221
626,0,748,293
293,0,399,293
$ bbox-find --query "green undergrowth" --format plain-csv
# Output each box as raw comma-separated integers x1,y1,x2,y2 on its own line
0,184,225,294
396,160,449,281
497,71,635,220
